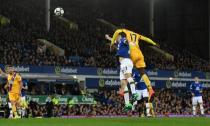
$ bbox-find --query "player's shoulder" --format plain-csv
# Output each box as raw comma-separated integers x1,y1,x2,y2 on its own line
16,72,21,77
15,73,22,79
7,75,11,81
191,82,195,85
7,74,12,78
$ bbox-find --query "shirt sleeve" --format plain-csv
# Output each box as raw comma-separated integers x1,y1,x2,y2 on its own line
111,29,123,45
139,35,157,46
16,74,22,82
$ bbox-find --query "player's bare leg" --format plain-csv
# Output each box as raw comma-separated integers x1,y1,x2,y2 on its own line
192,104,197,116
120,80,132,112
149,103,155,117
138,68,155,100
143,97,151,117
10,101,17,118
11,101,21,119
199,103,205,116
21,101,27,118
8,102,13,118
124,73,138,102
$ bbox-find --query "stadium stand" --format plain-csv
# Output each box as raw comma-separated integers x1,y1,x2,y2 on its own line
0,0,210,71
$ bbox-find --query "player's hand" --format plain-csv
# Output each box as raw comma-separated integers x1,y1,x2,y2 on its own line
105,34,112,41
105,34,110,40
192,93,194,97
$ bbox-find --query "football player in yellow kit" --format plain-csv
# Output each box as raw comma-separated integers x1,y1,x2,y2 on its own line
1,65,22,118
106,28,159,100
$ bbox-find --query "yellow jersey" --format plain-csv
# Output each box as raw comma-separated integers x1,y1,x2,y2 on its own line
111,28,157,51
7,72,22,94
111,29,158,68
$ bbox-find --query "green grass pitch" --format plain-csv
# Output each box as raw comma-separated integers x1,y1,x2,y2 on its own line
0,117,210,126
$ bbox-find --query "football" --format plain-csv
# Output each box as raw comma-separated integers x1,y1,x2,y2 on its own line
54,7,64,16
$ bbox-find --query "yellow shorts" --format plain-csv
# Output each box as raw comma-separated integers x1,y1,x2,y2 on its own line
9,92,20,103
130,49,146,68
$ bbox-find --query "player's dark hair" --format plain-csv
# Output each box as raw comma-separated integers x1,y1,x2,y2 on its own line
119,32,126,38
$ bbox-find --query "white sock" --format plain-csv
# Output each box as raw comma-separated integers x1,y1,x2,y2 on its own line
193,105,196,115
132,101,138,111
124,86,130,105
200,104,204,115
133,101,138,106
18,108,21,116
127,77,136,94
22,108,26,117
8,102,12,109
8,102,13,116
146,103,150,116
10,110,13,115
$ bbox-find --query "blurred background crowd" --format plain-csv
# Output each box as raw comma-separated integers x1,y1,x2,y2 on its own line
0,0,209,71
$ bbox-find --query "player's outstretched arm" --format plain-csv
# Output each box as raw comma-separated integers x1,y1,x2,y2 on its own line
140,35,158,47
4,82,9,90
105,29,124,44
0,68,7,77
0,68,3,74
105,34,112,42
105,34,116,52
111,29,123,45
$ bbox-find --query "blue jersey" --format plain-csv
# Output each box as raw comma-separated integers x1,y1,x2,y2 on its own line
190,82,202,97
132,70,147,90
21,80,28,97
116,37,130,58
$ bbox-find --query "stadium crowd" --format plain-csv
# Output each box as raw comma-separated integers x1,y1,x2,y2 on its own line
0,0,210,71
1,88,210,118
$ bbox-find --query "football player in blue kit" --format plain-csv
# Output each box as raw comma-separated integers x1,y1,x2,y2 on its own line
132,69,151,117
190,77,204,116
105,32,138,111
20,79,28,117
